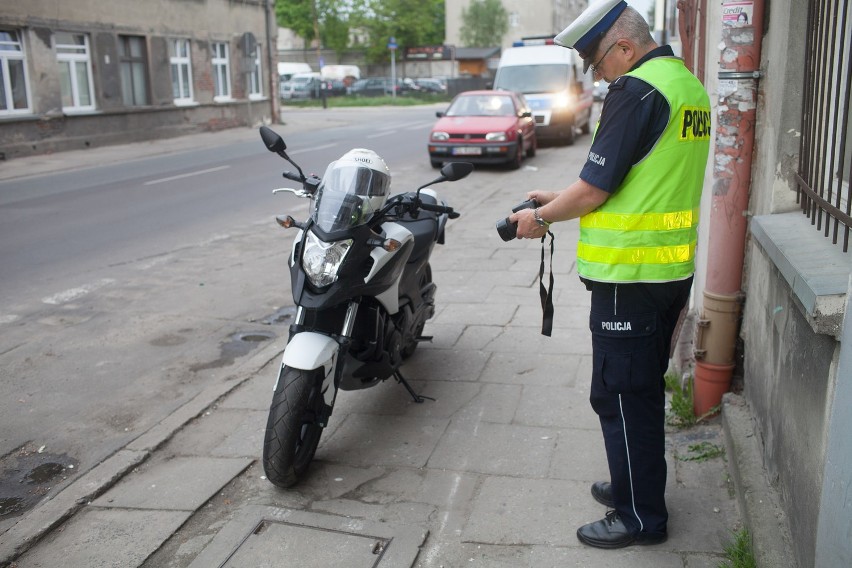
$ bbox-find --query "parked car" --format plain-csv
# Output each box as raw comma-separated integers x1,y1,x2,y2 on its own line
414,78,448,94
321,79,347,97
428,90,537,170
348,77,389,97
281,72,321,100
348,77,421,97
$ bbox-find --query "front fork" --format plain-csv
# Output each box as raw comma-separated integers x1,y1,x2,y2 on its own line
279,302,359,425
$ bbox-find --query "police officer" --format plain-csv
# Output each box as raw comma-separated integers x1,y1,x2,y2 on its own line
510,0,712,549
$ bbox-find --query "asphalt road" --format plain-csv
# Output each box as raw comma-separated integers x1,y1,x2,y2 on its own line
0,105,459,529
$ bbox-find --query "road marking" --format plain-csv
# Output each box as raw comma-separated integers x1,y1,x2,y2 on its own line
289,143,337,155
144,165,230,186
42,278,116,305
405,121,436,130
366,131,397,139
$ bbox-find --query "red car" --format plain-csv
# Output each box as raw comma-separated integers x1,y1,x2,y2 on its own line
428,90,537,169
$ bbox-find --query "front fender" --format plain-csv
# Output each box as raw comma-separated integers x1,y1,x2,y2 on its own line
282,332,339,370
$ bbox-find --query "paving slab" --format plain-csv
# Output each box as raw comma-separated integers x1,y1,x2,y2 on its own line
13,508,191,567
515,385,600,429
464,477,591,545
428,422,556,477
317,414,449,468
479,352,583,386
93,456,252,510
188,505,427,568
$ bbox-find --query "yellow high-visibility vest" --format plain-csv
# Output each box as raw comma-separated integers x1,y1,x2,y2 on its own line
577,57,711,283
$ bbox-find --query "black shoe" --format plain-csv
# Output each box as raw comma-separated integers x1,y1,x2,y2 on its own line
576,511,668,549
591,481,614,508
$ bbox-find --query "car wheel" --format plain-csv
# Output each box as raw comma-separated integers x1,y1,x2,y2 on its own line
563,121,575,146
430,159,442,169
509,141,523,170
580,119,591,135
526,136,537,158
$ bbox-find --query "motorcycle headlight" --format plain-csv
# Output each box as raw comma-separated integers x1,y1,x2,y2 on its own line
302,231,352,287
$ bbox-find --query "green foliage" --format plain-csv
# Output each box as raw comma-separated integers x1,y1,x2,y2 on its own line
718,529,757,568
664,373,720,428
678,441,725,462
276,0,446,64
460,0,509,47
357,0,446,64
275,0,317,44
665,373,696,428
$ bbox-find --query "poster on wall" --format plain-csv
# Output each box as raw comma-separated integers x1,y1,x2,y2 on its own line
722,1,754,26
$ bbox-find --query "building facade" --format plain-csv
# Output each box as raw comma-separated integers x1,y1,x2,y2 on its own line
445,0,587,50
0,0,277,159
679,0,851,565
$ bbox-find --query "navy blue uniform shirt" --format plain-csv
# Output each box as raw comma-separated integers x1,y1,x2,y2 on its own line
580,45,675,194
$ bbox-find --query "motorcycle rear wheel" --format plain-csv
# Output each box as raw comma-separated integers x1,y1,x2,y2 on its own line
262,366,324,487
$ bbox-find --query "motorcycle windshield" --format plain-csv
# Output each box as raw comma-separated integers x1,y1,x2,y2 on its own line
312,164,389,233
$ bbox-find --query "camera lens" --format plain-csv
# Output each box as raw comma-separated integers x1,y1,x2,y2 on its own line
496,217,517,241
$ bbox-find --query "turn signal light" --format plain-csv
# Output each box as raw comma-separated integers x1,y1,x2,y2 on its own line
275,215,297,228
382,239,402,252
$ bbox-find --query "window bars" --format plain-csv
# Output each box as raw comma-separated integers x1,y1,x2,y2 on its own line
798,0,851,252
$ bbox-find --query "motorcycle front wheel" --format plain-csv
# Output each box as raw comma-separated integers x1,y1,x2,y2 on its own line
262,366,324,487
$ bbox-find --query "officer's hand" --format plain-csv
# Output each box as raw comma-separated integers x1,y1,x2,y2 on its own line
527,190,558,205
509,208,547,240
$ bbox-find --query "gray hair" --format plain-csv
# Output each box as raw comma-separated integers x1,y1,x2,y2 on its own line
604,6,655,48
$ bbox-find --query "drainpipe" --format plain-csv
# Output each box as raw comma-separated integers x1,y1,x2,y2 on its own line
693,0,765,416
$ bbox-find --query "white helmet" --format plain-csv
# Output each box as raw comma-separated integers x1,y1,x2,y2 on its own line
314,148,392,231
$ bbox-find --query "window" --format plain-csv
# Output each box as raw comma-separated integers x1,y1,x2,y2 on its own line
248,45,262,99
212,42,231,101
55,32,95,112
169,38,194,104
118,35,148,106
797,0,851,252
0,29,31,115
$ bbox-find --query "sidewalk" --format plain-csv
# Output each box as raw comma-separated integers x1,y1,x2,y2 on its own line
0,116,741,567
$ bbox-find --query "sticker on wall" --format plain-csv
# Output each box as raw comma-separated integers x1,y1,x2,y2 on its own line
722,1,754,27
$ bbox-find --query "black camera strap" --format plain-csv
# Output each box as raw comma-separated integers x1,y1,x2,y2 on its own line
539,231,555,336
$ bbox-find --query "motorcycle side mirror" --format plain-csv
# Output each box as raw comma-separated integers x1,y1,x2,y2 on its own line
414,161,474,200
441,161,474,181
260,126,286,153
260,126,308,182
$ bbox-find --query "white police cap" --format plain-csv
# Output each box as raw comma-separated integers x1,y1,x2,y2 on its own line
554,0,628,73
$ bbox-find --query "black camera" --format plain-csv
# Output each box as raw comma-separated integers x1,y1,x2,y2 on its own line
496,198,539,241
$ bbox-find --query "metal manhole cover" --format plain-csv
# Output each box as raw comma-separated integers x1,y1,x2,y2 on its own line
221,521,390,567
189,506,427,568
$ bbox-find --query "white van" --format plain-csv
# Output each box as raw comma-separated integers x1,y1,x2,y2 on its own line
493,40,593,145
278,62,312,82
320,64,361,82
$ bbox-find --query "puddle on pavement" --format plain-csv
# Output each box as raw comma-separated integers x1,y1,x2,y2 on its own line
190,330,277,372
0,445,77,521
260,306,298,325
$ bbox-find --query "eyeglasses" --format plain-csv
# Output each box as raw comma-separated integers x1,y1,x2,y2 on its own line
589,41,618,75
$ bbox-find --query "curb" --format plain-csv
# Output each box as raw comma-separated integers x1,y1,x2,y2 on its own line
0,340,284,566
721,392,797,567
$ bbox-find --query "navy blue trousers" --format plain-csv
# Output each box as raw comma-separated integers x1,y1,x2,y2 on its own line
587,277,693,536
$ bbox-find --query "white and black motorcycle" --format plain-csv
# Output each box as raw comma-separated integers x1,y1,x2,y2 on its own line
258,126,472,487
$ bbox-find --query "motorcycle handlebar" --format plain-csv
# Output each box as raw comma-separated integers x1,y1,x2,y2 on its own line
418,201,458,217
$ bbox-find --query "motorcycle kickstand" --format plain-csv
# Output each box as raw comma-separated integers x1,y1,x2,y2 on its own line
393,370,435,403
